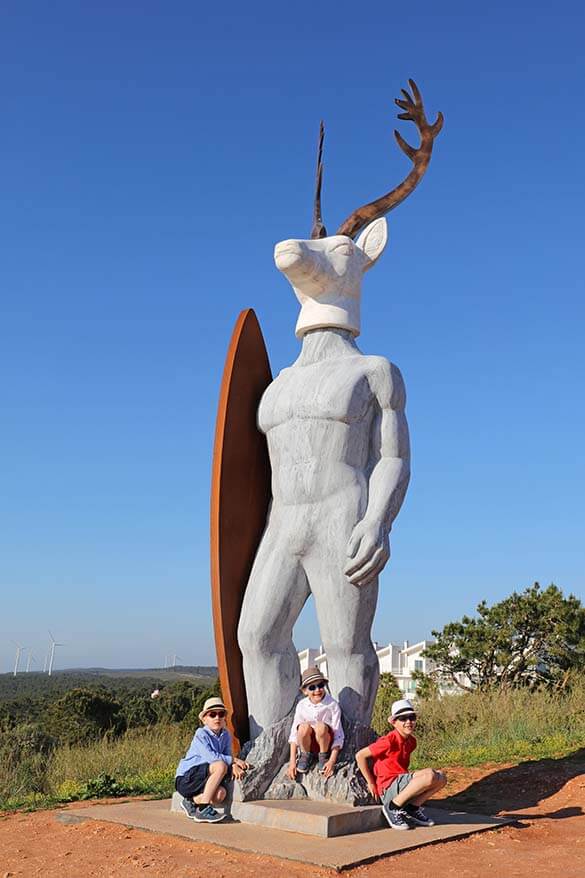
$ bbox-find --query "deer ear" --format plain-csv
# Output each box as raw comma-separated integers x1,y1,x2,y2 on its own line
355,217,388,269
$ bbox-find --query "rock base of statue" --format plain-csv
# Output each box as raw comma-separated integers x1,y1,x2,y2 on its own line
234,716,377,806
234,712,293,802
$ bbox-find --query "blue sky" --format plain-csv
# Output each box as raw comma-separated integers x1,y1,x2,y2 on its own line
1,1,584,672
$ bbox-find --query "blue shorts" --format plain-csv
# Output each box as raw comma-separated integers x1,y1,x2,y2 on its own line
175,763,232,798
382,771,415,804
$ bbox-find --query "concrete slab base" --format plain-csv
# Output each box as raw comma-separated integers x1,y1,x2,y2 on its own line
67,798,512,870
171,790,383,837
231,798,385,837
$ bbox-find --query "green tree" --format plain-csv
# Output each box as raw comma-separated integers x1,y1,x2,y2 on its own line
123,694,159,729
424,583,585,692
180,682,222,731
45,688,126,745
371,673,402,735
155,681,205,724
410,669,439,700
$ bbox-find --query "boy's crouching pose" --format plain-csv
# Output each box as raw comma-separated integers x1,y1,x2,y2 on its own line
356,699,447,831
175,696,249,823
287,667,344,778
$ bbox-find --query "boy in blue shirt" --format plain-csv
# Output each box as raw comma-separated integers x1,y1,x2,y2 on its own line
175,696,249,823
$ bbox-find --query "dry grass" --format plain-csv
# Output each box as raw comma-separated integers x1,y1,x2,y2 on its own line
47,723,190,798
2,678,584,810
411,679,585,767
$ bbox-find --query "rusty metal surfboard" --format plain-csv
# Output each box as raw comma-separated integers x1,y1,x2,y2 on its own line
210,308,272,749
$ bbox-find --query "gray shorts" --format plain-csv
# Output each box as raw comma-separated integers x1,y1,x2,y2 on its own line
382,771,415,804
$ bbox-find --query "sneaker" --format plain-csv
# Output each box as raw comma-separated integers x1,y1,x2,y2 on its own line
318,753,329,773
180,797,198,819
382,803,411,831
193,805,226,823
296,752,314,774
404,804,435,827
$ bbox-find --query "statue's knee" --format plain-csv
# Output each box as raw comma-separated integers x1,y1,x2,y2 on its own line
325,637,377,667
324,640,354,663
237,614,272,656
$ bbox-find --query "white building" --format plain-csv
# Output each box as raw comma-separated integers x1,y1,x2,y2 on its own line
297,646,328,679
298,640,436,698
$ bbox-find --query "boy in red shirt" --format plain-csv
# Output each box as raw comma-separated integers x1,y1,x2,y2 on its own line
356,699,447,830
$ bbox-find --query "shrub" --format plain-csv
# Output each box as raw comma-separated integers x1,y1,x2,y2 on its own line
371,673,402,736
79,773,129,799
0,723,56,766
180,682,222,732
0,724,56,800
123,695,159,729
46,722,188,797
154,681,205,725
45,688,126,745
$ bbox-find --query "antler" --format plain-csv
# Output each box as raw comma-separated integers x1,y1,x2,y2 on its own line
311,120,327,239
336,79,443,240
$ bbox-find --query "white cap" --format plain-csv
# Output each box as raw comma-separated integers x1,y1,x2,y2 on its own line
390,698,415,719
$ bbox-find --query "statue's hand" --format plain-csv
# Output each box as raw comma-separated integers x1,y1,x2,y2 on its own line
344,520,390,587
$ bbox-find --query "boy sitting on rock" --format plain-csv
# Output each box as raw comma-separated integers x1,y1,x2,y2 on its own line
175,696,249,823
356,698,447,830
287,667,344,779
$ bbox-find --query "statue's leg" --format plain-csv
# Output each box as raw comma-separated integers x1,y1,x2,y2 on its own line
303,502,379,726
238,520,310,739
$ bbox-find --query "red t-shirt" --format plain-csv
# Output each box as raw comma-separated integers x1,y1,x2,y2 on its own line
368,729,416,796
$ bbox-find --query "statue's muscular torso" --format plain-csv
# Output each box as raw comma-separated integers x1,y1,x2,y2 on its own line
258,353,400,507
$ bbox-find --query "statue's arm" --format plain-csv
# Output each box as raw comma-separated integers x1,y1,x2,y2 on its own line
364,361,411,532
344,360,410,588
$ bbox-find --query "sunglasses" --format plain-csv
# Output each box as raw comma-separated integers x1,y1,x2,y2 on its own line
306,683,325,691
395,713,417,722
206,710,227,719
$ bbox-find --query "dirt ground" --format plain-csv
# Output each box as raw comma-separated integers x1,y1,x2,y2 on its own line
1,751,584,878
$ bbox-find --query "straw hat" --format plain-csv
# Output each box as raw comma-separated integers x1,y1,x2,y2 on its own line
198,696,227,721
390,698,415,719
300,666,328,689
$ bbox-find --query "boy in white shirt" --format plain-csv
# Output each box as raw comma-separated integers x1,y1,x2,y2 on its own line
287,667,344,778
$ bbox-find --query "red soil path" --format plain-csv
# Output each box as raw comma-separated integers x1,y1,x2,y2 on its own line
1,752,584,877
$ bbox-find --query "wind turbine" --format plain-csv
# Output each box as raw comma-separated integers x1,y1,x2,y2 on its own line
47,631,64,676
25,649,36,673
12,642,25,676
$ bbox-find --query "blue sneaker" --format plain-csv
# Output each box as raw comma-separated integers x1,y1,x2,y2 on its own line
382,803,411,831
296,752,315,774
194,804,226,823
180,798,198,819
405,804,435,826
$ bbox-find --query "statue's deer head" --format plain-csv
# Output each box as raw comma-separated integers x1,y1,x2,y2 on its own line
274,80,443,338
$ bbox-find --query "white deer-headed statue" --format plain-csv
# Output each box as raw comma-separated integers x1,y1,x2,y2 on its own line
238,81,443,758
275,79,443,339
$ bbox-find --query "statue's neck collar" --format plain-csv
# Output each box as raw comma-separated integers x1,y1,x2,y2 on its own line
296,328,361,365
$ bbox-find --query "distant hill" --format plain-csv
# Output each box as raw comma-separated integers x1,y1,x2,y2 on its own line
0,666,218,702
59,666,218,679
